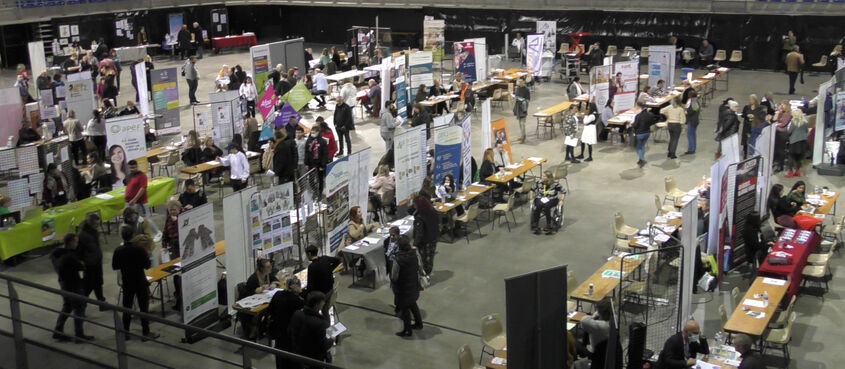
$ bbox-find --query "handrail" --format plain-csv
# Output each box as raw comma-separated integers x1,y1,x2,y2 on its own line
0,271,344,369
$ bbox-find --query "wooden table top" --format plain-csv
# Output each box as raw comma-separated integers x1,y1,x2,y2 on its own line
418,93,458,106
486,350,507,369
723,276,789,336
645,90,682,107
234,264,344,315
628,215,683,249
570,255,646,304
809,191,838,216
146,145,180,158
433,183,492,213
180,152,260,174
472,81,507,93
573,93,589,103
485,158,546,185
146,240,225,283
533,101,575,117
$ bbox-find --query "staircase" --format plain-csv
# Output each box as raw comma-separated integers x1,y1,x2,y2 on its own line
30,21,55,62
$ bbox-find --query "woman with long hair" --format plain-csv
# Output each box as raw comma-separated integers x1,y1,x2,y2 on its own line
660,97,686,159
412,195,439,275
181,130,202,166
577,102,598,161
345,206,377,246
108,145,128,186
786,110,809,177
239,76,257,118
215,65,230,92
772,101,792,173
769,183,800,228
391,236,423,337
741,94,766,158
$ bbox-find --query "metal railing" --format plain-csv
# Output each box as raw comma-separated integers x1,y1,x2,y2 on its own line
0,272,344,369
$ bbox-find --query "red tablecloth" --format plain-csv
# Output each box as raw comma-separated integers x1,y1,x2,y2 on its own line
758,228,819,298
211,34,257,53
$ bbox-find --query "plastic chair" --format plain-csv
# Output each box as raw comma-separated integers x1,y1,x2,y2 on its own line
769,295,796,329
808,244,835,265
458,344,485,369
640,46,649,58
514,177,535,206
731,287,742,310
606,45,618,57
719,304,728,327
812,55,828,69
762,312,796,364
557,43,570,56
801,259,831,298
491,194,516,232
553,164,570,194
713,49,727,63
663,176,687,204
613,212,638,239
729,50,743,64
655,194,674,215
455,203,484,243
480,314,506,364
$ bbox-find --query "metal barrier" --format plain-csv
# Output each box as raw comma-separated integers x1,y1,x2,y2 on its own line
0,272,343,369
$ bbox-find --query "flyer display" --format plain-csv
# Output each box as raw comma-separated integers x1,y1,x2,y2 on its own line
105,115,147,186
394,126,426,204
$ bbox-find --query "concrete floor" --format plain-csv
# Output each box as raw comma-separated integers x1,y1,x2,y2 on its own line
0,47,843,369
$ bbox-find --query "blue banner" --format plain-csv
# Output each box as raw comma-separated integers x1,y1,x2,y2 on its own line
454,42,477,83
395,77,408,119
433,126,463,185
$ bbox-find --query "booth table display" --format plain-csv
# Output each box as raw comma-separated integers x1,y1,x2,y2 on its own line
485,157,546,185
341,216,414,289
570,255,645,308
211,33,257,54
233,264,344,316
326,70,368,83
113,45,160,63
723,276,789,337
146,240,226,317
0,177,176,260
433,183,492,213
757,228,820,299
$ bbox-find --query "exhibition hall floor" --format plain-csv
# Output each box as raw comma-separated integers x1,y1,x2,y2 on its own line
1,49,843,369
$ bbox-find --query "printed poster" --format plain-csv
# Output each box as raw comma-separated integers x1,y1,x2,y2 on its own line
491,118,513,163
260,214,293,254
454,42,477,83
179,205,218,326
409,51,433,103
394,126,425,204
591,65,611,114
151,68,181,135
526,34,544,76
133,62,149,116
613,60,638,113
536,21,556,55
257,84,278,120
434,125,463,185
250,44,271,102
730,157,760,267
346,148,372,218
324,157,350,255
65,73,96,127
261,182,295,219
39,89,57,119
423,19,445,63
105,116,147,187
195,111,211,132
395,76,408,119
461,114,472,189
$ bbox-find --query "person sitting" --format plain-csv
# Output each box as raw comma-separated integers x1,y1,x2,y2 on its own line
656,320,710,369
17,121,40,146
369,164,395,216
181,131,202,166
530,170,564,235
80,152,112,194
118,101,140,116
200,137,223,162
269,276,304,369
410,103,433,139
44,163,74,208
698,40,714,64
363,79,380,116
578,297,612,368
344,206,378,246
240,258,279,339
178,179,207,211
732,334,765,369
311,68,328,108
768,184,799,229
651,80,666,97
785,181,806,207
429,79,449,115
742,211,772,276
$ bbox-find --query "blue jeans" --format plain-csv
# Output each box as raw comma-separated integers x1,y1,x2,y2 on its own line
636,133,650,161
687,124,697,153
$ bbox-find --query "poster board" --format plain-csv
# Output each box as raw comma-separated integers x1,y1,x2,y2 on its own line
454,42,477,83
490,118,513,162
346,148,372,220
409,51,433,103
536,21,556,56
324,157,350,256
223,186,258,315
250,44,271,105
464,38,488,82
423,19,445,65
105,115,147,187
461,114,472,189
27,41,47,81
394,126,426,204
481,99,492,150
0,88,24,146
591,66,611,113
753,125,775,215
433,125,462,185
150,68,181,135
526,34,544,76
648,45,676,89
614,60,638,112
680,195,699,325
65,72,96,128
380,56,392,113
209,90,239,143
259,182,295,254
133,62,149,117
179,203,218,325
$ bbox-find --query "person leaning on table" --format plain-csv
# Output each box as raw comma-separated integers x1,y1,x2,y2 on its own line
289,291,334,366
576,297,612,368
656,320,709,369
240,258,279,339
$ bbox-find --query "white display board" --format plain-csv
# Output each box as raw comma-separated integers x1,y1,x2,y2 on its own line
465,37,488,81
680,195,699,323
133,62,150,116
65,72,96,128
179,203,218,324
394,125,426,204
648,45,676,89
222,186,258,315
535,21,556,55
27,41,47,80
526,34,544,76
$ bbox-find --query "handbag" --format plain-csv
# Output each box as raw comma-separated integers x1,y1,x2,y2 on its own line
415,250,430,290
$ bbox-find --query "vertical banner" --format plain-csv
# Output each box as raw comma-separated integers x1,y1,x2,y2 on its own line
250,44,271,101
151,68,181,135
105,115,147,186
346,148,371,220
730,157,761,267
525,34,544,76
65,72,96,128
464,38,488,82
535,21,556,55
491,118,513,162
591,66,611,113
133,62,149,117
433,125,463,185
395,76,408,119
39,89,57,120
259,182,295,254
754,125,775,214
481,99,492,150
27,41,47,83
257,84,278,120
394,126,425,204
409,51,433,103
222,187,258,315
380,56,392,113
613,60,638,113
272,102,302,129
423,19,445,65
179,203,218,324
168,13,183,38
680,195,699,325
648,45,676,89
461,114,472,189
454,42,477,83
324,157,350,256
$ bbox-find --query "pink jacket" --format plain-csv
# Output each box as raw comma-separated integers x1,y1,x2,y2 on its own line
370,175,395,197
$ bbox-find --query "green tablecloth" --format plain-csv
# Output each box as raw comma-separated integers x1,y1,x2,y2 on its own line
0,177,175,260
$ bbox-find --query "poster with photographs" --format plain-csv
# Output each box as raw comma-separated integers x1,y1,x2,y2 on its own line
249,194,263,249
324,157,350,255
260,214,293,253
105,116,147,188
260,182,294,219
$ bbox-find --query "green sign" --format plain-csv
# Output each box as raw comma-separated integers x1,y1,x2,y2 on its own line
281,83,313,112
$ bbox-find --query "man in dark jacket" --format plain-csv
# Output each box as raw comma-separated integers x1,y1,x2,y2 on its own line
289,292,333,367
275,78,292,99
732,334,765,369
268,64,284,88
656,320,710,369
52,233,94,342
77,213,106,306
304,125,329,193
191,22,204,59
410,103,433,140
270,277,305,369
177,24,192,59
273,130,297,184
305,245,340,317
178,179,207,210
631,104,660,167
112,230,159,340
333,96,354,156
391,236,423,337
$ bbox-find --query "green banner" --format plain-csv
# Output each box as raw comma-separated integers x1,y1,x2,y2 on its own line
254,71,270,103
281,83,313,112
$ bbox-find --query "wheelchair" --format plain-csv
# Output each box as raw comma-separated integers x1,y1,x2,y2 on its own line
529,194,565,232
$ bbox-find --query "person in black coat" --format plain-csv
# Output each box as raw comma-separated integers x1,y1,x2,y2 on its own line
412,196,440,275
178,179,207,211
270,276,305,369
656,320,710,369
177,24,193,59
112,231,159,340
77,213,106,305
51,233,93,341
391,236,423,337
410,103,433,140
716,99,740,142
273,130,298,184
632,104,659,167
305,245,340,317
732,334,766,369
742,211,772,276
304,126,329,193
289,291,334,367
274,78,292,98
333,96,355,157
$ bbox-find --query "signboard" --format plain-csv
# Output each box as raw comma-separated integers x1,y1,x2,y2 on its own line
151,68,181,135
648,45,676,89
394,126,426,203
281,83,313,112
591,66,611,114
105,115,147,186
491,118,513,163
178,203,218,325
461,114,472,189
324,157,350,255
526,34,544,76
454,42,477,83
409,51,433,103
65,72,96,127
614,59,639,112
433,125,463,185
729,157,761,267
250,44,271,102
536,21,556,55
423,19,445,64
133,62,149,116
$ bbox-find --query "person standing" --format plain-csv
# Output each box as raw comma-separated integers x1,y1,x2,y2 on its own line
380,101,399,152
363,79,381,117
563,104,580,163
51,233,94,342
577,102,598,161
112,231,159,341
391,236,423,337
239,76,257,118
288,292,334,367
512,32,526,65
177,24,192,59
742,94,766,158
683,91,700,155
410,104,433,140
294,125,307,176
412,195,439,275
270,277,304,369
219,143,250,191
632,104,659,168
781,30,796,68
191,22,204,59
77,213,106,307
182,56,200,105
785,46,804,95
660,97,686,159
304,125,328,193
86,109,107,160
44,163,73,208
304,245,340,317
513,78,530,144
786,109,809,178
333,96,354,157
125,160,148,216
772,101,792,173
272,130,297,184
318,120,338,160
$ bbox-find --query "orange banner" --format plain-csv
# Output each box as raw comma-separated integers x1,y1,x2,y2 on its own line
490,118,513,163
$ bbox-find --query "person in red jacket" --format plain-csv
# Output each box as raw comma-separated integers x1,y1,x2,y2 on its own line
317,117,338,160
124,160,148,215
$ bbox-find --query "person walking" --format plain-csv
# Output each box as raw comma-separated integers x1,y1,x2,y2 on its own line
177,24,192,59
182,56,200,105
51,233,94,342
412,196,439,275
684,91,700,155
781,30,796,69
239,76,257,118
786,109,809,178
112,231,159,341
304,125,329,194
272,130,297,184
391,236,423,337
333,95,354,156
86,109,107,160
77,213,106,307
785,46,804,95
380,100,399,152
632,104,659,167
513,78,530,144
660,97,686,159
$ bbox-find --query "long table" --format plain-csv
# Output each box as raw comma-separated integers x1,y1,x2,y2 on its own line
570,255,646,307
532,101,575,139
326,70,368,83
233,264,344,316
211,34,257,53
801,190,839,216
433,183,493,213
340,216,414,288
418,93,458,107
146,240,226,317
0,177,176,260
723,276,789,337
485,158,546,185
757,228,819,299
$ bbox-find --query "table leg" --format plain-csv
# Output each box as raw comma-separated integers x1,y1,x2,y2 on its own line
159,280,165,317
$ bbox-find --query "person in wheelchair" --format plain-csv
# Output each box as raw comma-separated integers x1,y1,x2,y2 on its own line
530,170,564,235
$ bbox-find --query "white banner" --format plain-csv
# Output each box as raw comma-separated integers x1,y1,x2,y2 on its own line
134,62,150,116
754,125,775,215
648,45,676,89
65,72,96,127
461,114,472,189
526,34,544,76
465,37,488,81
27,41,47,84
380,57,392,113
409,51,433,103
536,21,556,55
179,203,218,324
394,126,426,204
481,99,492,150
325,157,351,255
223,187,258,315
591,66,611,113
346,148,372,220
105,116,147,187
680,195,699,323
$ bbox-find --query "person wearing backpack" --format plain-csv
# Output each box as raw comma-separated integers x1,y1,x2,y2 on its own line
684,91,701,155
